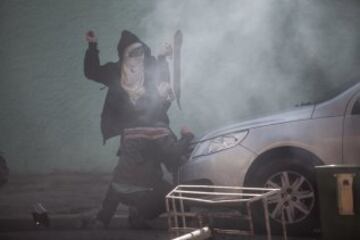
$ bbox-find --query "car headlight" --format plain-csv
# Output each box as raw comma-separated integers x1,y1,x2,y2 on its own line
193,131,248,157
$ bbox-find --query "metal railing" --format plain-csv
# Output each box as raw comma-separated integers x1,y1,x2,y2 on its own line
166,185,287,240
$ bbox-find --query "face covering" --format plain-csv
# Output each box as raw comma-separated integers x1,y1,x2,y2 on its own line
121,42,145,105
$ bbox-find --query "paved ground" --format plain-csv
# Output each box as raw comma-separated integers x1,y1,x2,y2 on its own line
0,231,318,240
0,230,168,240
0,172,118,217
0,173,319,240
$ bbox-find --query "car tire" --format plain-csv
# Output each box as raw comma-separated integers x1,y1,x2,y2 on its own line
0,154,9,187
246,156,319,235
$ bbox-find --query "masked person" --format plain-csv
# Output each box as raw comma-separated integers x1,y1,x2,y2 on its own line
83,30,193,229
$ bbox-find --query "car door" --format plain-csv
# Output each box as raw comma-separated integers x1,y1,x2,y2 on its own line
343,92,360,164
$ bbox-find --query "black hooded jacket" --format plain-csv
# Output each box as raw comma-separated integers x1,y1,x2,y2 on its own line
84,31,171,143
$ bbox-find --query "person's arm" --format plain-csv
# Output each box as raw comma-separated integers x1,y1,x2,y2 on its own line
83,31,112,86
159,127,194,172
156,43,175,104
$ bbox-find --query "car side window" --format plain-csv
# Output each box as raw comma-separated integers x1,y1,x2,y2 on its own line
352,97,360,115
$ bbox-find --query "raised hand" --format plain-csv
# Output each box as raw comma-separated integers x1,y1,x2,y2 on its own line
180,126,193,137
86,30,97,43
158,42,173,58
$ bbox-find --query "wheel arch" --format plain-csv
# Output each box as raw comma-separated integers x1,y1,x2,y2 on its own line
243,146,324,186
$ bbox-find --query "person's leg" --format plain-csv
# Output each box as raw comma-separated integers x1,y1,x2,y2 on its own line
96,184,121,226
126,182,173,229
96,136,147,227
95,142,129,227
129,133,177,220
130,180,173,220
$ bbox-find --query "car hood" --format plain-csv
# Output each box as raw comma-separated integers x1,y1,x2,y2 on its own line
197,105,314,141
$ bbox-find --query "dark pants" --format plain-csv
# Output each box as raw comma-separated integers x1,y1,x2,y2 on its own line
96,127,180,225
97,180,172,225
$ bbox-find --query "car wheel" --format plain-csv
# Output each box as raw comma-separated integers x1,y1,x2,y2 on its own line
246,157,319,235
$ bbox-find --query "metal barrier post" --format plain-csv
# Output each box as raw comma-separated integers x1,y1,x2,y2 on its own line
263,197,272,240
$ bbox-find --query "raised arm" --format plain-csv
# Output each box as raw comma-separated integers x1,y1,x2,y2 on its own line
156,43,175,111
84,31,113,86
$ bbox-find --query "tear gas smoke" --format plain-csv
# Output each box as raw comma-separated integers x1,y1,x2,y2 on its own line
140,0,360,134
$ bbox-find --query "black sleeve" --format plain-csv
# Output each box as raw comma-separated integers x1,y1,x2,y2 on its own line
84,42,113,86
158,132,194,172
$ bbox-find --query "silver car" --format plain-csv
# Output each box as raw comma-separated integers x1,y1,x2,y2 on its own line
179,80,360,232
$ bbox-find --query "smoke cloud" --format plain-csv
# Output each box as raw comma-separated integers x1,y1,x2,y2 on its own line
140,0,360,134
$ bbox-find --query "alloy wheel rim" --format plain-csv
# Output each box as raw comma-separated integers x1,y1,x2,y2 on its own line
264,170,315,224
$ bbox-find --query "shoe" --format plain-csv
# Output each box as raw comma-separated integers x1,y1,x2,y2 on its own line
128,207,152,230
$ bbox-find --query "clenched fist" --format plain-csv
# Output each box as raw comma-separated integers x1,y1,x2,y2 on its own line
86,30,97,43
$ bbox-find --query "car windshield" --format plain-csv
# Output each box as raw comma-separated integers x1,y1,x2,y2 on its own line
296,79,360,107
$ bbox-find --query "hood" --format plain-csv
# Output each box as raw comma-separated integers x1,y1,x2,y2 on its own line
117,30,151,59
198,105,315,140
